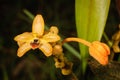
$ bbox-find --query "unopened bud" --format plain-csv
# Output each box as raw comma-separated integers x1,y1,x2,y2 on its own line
89,41,110,65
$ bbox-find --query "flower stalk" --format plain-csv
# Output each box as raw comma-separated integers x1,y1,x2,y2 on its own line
62,37,91,47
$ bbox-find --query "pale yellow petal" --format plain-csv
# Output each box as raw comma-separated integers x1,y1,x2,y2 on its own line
43,33,60,42
112,31,120,40
32,15,44,36
39,43,52,57
50,26,59,34
17,41,25,47
14,32,33,42
17,43,31,57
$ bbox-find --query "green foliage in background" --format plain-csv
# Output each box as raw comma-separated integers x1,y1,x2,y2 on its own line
75,0,111,73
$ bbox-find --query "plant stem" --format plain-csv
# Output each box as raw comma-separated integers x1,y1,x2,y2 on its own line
2,66,8,80
103,32,112,47
70,73,78,80
62,37,91,47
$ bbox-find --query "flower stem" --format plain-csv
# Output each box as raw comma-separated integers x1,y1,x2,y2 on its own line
62,37,91,47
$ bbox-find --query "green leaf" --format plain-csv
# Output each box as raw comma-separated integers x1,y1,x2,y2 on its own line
75,0,110,73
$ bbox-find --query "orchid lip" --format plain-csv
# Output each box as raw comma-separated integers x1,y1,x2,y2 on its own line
34,39,39,42
30,39,40,49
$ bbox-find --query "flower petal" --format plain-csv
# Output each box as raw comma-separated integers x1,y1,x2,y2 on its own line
89,41,110,65
32,15,44,36
101,43,110,55
43,27,60,42
39,43,52,57
17,41,25,47
89,47,108,65
92,41,109,57
14,32,33,42
112,31,120,40
17,43,31,57
50,26,59,34
43,33,60,42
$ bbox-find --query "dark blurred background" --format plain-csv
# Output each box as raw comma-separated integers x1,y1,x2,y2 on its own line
0,0,120,80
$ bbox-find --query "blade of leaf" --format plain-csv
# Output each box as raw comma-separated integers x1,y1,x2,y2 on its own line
75,0,110,73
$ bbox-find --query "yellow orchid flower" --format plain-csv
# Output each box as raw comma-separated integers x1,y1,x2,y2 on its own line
14,15,60,57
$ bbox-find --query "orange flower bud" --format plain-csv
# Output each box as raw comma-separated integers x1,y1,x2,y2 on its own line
61,62,73,75
61,68,72,75
89,41,110,65
52,45,63,55
55,61,65,68
63,38,110,65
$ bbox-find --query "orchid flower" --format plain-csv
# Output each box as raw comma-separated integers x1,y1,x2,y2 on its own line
63,38,110,65
14,15,60,57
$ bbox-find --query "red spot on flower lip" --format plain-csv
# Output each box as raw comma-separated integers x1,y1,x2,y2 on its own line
30,43,39,49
